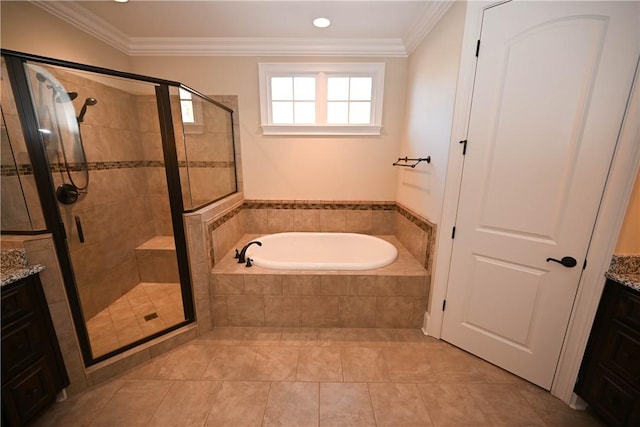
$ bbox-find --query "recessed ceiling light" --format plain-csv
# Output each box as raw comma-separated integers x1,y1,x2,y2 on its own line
114,0,129,3
313,17,331,28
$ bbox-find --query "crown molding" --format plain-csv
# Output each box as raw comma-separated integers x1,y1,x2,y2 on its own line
31,0,448,58
128,37,407,57
403,1,455,55
31,0,131,53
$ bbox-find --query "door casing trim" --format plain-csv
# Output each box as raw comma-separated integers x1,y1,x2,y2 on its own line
427,0,640,404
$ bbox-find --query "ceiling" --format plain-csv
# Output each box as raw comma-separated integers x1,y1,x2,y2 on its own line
32,1,454,57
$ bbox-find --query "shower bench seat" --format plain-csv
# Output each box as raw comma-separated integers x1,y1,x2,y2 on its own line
135,236,179,283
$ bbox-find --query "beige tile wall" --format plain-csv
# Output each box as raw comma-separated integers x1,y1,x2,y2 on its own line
209,235,430,329
1,59,46,231
173,94,240,212
205,200,435,274
41,67,170,318
184,193,245,334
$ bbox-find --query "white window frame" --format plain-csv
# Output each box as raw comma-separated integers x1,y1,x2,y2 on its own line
259,63,385,136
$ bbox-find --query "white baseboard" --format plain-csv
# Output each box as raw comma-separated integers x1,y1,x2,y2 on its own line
421,311,430,336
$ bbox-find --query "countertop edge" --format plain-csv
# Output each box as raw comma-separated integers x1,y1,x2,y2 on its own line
605,271,640,293
0,264,46,287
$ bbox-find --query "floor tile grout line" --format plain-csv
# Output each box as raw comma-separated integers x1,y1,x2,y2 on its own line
366,382,379,427
145,379,176,426
316,381,321,427
200,379,225,427
413,381,436,427
261,382,274,426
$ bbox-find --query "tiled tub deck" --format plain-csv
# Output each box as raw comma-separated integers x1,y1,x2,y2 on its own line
210,235,430,329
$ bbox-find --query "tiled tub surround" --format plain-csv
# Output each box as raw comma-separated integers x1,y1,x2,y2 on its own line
211,235,429,328
606,254,640,291
206,200,436,273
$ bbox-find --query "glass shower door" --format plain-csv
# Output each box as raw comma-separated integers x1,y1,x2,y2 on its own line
23,61,190,360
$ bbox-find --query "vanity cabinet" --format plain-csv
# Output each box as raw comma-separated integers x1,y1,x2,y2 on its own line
1,273,69,426
576,278,640,426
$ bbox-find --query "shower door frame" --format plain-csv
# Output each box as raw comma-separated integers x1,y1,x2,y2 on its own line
2,50,196,366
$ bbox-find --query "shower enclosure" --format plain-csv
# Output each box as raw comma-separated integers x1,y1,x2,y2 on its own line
1,50,237,365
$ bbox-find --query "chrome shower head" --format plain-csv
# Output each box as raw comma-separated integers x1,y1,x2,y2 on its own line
77,97,98,123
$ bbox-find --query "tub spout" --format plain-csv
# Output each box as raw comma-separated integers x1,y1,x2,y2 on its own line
237,241,262,263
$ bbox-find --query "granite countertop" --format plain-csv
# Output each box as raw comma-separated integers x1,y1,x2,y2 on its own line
605,254,640,292
1,249,45,287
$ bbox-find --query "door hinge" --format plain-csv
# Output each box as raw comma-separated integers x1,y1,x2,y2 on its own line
583,259,587,270
475,40,481,57
451,226,456,239
459,139,468,155
442,299,447,311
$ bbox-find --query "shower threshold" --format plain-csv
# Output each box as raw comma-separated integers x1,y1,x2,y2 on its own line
86,282,184,358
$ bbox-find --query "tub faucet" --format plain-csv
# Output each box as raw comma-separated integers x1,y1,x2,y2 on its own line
236,241,262,264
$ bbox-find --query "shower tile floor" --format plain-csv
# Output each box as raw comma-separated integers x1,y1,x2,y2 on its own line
35,327,605,427
86,282,184,358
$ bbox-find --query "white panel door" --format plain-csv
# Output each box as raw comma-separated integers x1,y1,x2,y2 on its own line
442,1,639,389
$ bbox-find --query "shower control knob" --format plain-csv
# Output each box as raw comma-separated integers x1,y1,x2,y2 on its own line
56,183,79,205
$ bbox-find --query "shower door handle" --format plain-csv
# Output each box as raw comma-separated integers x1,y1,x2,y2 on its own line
75,216,85,243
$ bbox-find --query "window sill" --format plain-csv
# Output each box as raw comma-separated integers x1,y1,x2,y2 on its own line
261,124,382,136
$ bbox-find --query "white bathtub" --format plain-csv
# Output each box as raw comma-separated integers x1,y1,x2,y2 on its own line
245,232,398,270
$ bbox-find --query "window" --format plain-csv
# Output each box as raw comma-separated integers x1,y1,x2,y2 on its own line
259,63,385,135
178,87,204,134
179,87,195,123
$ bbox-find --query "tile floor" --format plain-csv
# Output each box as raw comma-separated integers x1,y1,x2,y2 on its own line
86,282,184,357
35,327,605,427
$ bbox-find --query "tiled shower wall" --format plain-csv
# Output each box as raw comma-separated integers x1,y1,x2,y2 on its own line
41,68,172,319
173,95,239,210
0,60,46,231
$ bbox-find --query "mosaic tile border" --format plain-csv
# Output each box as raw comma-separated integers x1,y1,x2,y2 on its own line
1,160,234,176
1,164,33,176
396,204,436,233
208,205,244,234
180,161,235,168
207,200,436,234
243,200,396,211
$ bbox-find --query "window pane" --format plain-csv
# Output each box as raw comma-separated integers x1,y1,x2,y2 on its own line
179,87,192,100
272,101,293,123
294,102,315,124
327,101,349,124
294,77,315,101
349,102,371,124
328,77,349,101
271,77,293,100
180,100,195,123
350,77,372,101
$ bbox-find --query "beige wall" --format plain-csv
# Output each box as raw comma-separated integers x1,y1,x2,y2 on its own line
615,170,640,254
130,56,407,201
2,1,410,203
0,1,131,72
395,1,467,222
